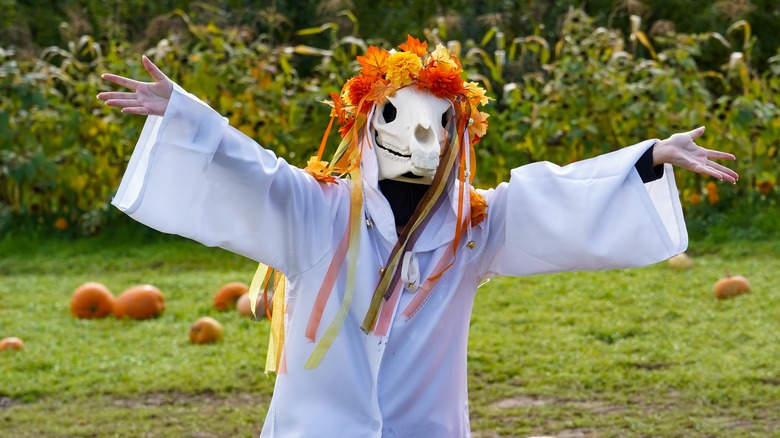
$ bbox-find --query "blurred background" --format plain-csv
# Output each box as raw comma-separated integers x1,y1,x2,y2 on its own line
1,0,778,243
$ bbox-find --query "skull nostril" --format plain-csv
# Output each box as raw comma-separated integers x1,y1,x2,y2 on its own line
415,125,433,144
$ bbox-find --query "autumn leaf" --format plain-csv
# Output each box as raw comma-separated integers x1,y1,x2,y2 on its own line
357,46,390,77
399,34,428,57
466,107,489,142
470,188,488,227
305,157,337,184
463,81,491,107
329,92,348,124
365,81,401,106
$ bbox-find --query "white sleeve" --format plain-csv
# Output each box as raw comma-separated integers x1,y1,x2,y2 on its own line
477,140,687,278
112,84,348,276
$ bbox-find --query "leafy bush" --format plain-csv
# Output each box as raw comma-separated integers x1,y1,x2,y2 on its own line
454,10,779,238
0,8,777,239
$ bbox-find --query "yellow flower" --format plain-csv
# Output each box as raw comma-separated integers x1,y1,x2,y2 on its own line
463,81,490,106
429,43,459,69
385,52,422,86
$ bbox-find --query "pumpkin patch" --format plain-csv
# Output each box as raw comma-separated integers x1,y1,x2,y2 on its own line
113,285,166,320
70,282,115,319
189,317,223,344
213,282,249,311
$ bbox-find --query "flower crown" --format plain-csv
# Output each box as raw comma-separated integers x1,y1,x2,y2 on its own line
327,35,490,144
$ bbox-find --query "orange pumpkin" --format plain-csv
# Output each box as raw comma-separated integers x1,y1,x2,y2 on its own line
189,317,223,344
70,282,115,319
213,282,249,311
714,273,751,299
0,337,24,351
113,285,165,320
236,292,273,318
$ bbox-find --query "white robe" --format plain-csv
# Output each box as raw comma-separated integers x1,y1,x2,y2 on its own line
112,85,687,437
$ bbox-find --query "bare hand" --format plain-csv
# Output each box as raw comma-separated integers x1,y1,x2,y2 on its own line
97,55,173,116
653,126,738,184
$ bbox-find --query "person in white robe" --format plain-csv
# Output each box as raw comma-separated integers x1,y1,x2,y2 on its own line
98,42,737,437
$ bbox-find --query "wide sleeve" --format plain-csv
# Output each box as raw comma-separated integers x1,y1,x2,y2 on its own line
111,84,348,276
476,140,687,279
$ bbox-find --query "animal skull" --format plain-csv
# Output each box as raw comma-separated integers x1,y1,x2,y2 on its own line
372,87,452,184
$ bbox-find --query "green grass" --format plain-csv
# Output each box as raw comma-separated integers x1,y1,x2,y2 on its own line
1,229,778,437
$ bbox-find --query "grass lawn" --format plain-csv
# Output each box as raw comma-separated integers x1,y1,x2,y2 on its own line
1,229,778,437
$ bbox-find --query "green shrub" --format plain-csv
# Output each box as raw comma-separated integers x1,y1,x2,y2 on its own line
0,8,777,239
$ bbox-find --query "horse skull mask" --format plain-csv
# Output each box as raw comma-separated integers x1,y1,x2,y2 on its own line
372,87,452,184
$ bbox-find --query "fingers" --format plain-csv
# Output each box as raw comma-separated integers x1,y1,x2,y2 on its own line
101,73,142,90
707,160,739,182
96,91,136,101
121,107,151,115
694,159,739,183
103,98,140,108
695,163,737,184
687,126,705,140
101,56,170,91
706,149,736,161
98,95,152,116
142,55,170,83
716,170,738,184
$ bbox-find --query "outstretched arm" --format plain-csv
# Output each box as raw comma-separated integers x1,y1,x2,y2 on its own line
653,126,738,183
97,56,172,116
97,56,347,275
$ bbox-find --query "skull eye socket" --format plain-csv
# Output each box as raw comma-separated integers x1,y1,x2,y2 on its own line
441,111,450,128
382,101,397,123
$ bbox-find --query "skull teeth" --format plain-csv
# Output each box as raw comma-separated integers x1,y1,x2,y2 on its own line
376,142,411,158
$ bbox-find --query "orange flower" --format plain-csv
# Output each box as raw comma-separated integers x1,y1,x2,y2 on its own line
343,75,376,112
470,189,488,226
689,192,702,205
54,217,68,230
417,62,464,98
385,52,422,86
705,181,719,204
